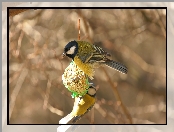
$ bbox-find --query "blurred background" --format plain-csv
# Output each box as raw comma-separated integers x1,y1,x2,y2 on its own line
9,9,166,124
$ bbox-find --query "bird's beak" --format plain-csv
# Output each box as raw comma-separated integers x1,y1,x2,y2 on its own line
62,52,66,58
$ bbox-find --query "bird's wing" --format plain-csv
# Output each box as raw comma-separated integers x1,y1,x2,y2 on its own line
89,45,112,62
77,44,111,63
82,45,110,63
77,52,93,63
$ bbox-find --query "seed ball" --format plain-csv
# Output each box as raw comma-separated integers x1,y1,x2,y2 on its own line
62,61,89,96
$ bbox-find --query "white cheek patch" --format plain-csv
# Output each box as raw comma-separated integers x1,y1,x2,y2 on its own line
67,46,76,54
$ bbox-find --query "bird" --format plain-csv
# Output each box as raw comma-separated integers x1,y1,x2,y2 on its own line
62,40,128,80
59,85,96,124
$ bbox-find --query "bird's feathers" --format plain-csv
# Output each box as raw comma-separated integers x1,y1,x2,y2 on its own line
105,60,128,74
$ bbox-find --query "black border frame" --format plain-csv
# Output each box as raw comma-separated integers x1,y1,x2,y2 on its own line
7,6,167,125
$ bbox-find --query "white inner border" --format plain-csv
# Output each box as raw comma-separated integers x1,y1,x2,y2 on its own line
2,2,172,132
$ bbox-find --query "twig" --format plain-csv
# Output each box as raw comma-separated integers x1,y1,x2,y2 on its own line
15,30,24,58
94,103,115,124
9,68,28,121
132,117,155,124
43,79,52,110
47,104,64,116
35,85,64,116
9,63,24,84
153,9,166,38
90,106,95,124
76,10,93,43
52,49,65,74
27,41,41,59
9,9,29,17
122,44,165,77
101,67,133,124
104,40,166,78
78,18,80,40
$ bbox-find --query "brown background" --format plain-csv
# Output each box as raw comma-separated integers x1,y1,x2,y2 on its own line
9,9,166,124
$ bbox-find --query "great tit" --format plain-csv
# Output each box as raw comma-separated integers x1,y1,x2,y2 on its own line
63,40,128,80
59,85,96,124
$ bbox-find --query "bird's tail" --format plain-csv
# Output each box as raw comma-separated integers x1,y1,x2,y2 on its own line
105,60,128,74
59,113,74,124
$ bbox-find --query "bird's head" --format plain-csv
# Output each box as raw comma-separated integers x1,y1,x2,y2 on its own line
62,40,78,59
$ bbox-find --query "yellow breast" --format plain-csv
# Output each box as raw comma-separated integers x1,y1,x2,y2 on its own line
74,56,95,80
71,94,95,116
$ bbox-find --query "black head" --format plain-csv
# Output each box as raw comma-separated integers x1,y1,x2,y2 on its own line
63,40,78,59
